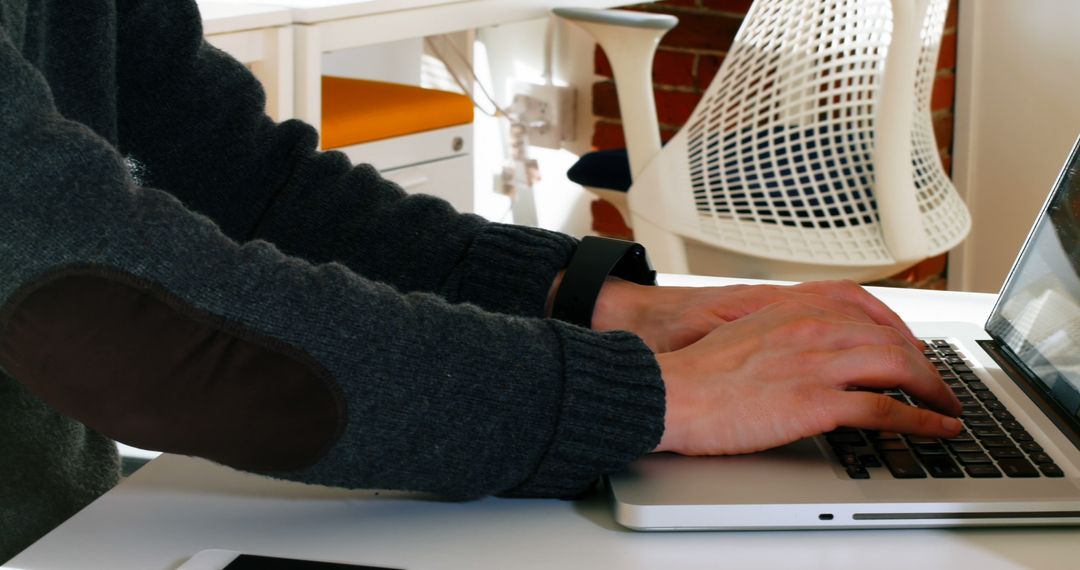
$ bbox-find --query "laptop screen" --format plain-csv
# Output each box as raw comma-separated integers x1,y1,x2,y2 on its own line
986,138,1080,423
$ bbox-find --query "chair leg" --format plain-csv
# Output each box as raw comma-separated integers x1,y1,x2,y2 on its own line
630,213,689,274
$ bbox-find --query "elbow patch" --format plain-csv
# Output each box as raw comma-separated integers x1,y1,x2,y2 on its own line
0,266,345,472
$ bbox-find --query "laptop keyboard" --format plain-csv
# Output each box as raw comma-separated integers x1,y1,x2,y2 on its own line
826,339,1065,480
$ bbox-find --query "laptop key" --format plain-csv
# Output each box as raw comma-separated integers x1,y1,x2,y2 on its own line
948,442,983,454
913,443,948,456
922,455,964,478
973,429,1006,440
859,454,882,468
1029,452,1055,464
882,451,927,478
946,431,975,443
846,465,871,479
989,447,1024,460
876,440,910,451
981,437,1013,447
826,432,866,446
965,464,1003,478
1020,441,1044,453
956,452,993,464
1013,431,1034,442
1000,421,1026,432
998,458,1040,478
1039,464,1065,478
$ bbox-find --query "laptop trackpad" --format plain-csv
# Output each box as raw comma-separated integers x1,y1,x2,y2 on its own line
608,437,846,506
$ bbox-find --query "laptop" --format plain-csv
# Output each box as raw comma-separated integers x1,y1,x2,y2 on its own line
607,137,1080,530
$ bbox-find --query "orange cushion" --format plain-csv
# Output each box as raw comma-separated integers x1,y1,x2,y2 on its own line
321,76,474,149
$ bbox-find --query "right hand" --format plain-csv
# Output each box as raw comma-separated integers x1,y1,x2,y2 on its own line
654,300,963,456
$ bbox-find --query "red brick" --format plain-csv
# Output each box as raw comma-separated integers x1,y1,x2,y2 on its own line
937,30,957,71
595,80,702,126
592,81,621,119
626,0,697,11
595,47,613,79
696,53,724,90
913,253,948,281
655,88,701,126
945,0,958,30
939,154,952,176
592,121,626,150
933,112,954,150
653,50,696,87
700,0,753,13
590,199,634,239
597,48,696,87
591,120,678,150
658,10,742,51
931,73,955,111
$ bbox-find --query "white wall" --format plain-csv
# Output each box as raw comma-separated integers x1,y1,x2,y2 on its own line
475,17,598,236
952,0,1080,292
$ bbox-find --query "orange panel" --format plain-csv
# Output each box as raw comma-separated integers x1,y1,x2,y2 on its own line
321,76,474,149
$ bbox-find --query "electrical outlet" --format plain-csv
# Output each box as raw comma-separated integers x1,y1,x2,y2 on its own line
509,80,576,150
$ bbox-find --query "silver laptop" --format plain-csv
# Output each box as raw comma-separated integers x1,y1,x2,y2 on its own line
608,137,1080,530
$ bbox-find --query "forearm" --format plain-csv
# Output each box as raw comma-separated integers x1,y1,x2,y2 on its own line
116,0,575,317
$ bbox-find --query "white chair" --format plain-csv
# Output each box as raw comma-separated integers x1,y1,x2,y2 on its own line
557,0,970,282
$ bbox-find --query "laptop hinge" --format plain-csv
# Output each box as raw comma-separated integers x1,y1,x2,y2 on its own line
978,339,1080,453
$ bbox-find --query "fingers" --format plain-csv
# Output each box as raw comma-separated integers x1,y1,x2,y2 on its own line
808,343,961,416
792,280,922,347
825,390,964,438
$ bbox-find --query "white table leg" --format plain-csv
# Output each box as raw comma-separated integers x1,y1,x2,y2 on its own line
294,24,324,142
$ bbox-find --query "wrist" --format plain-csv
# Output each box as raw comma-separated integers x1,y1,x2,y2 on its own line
653,351,686,453
550,237,655,328
591,277,647,332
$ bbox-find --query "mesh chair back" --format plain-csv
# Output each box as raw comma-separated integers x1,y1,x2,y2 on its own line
659,0,968,266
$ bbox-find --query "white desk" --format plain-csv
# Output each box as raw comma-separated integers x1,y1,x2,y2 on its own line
199,2,295,121
9,278,1079,570
210,0,648,134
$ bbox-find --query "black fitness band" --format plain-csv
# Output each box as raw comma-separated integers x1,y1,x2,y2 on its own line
551,236,656,328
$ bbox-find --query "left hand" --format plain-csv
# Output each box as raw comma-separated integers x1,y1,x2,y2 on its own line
591,279,920,353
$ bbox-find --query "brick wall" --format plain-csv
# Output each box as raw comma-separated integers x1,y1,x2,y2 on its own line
588,0,959,288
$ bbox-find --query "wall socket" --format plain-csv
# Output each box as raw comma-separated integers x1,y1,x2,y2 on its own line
508,80,576,150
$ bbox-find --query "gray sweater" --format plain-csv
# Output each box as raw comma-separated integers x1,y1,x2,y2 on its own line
0,0,665,561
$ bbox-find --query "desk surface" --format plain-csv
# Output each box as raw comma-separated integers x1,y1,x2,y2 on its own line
10,278,1079,570
207,0,645,24
198,1,293,35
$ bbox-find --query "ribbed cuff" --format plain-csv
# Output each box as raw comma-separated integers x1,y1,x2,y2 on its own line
501,322,665,498
441,224,577,317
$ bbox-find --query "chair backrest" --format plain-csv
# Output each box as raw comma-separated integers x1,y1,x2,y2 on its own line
565,0,970,272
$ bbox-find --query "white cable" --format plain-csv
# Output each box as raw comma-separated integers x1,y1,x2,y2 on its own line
542,15,555,86
424,36,511,119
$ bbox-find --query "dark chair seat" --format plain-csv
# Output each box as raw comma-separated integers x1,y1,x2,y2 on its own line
566,148,632,193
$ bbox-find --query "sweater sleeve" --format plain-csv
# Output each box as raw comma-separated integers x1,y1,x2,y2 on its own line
114,0,569,318
0,20,665,499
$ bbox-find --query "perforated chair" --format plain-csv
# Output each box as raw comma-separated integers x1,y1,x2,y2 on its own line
321,77,475,212
557,0,970,281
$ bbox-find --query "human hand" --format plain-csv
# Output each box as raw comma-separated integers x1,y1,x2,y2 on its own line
653,300,963,456
592,278,920,353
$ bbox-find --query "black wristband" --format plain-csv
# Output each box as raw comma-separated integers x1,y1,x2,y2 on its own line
551,236,656,328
